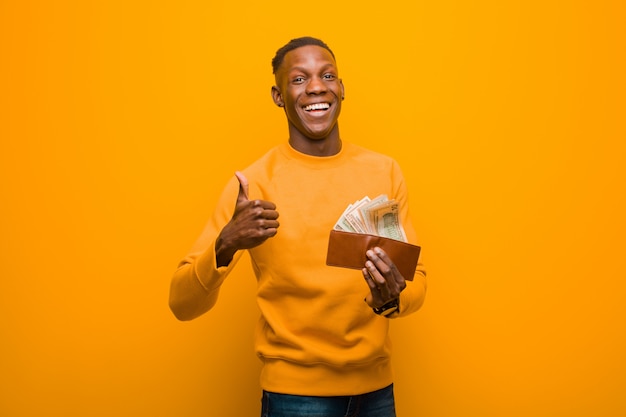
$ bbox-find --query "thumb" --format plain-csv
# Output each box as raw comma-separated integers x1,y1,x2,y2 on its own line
234,171,249,203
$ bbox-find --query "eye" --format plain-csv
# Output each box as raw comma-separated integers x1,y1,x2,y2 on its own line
292,76,305,84
323,73,336,80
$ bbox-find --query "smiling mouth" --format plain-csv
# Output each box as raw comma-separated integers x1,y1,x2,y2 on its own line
303,103,331,112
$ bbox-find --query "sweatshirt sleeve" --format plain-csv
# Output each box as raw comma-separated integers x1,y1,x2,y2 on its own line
396,261,427,318
168,177,242,321
389,160,427,318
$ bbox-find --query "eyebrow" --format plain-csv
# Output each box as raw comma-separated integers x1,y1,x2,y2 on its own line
288,63,336,74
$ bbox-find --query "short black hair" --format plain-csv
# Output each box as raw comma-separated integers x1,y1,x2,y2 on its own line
271,36,336,74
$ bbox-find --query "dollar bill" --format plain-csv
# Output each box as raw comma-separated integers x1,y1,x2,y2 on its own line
334,194,407,242
334,198,367,232
358,194,389,234
371,201,407,242
344,197,372,234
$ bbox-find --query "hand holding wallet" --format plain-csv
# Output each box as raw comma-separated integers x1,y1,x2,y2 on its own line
325,229,421,281
326,195,421,280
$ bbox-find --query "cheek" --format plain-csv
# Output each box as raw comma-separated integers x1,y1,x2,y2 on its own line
287,88,302,103
285,106,304,126
285,93,303,115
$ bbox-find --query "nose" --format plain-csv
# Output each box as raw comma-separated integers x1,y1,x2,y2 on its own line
306,76,327,95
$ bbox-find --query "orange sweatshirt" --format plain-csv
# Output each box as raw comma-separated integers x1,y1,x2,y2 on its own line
169,142,427,396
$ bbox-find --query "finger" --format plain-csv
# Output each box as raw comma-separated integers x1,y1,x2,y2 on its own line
367,247,402,282
366,250,402,297
365,260,392,298
370,247,407,298
371,247,392,268
255,200,278,212
362,267,379,291
234,171,249,203
362,268,380,307
374,247,406,287
362,266,393,308
256,218,280,235
365,250,388,285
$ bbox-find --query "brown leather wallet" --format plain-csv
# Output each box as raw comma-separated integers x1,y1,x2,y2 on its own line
325,229,421,280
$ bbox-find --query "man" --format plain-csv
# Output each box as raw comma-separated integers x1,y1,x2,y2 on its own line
169,36,427,417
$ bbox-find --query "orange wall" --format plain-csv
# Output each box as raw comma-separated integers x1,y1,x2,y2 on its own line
1,1,625,416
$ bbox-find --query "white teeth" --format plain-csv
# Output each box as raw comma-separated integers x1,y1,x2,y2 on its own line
304,103,330,111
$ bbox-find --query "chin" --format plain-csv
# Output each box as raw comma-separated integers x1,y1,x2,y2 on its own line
304,123,338,139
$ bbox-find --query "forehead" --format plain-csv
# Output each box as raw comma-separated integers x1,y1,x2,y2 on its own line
279,45,338,74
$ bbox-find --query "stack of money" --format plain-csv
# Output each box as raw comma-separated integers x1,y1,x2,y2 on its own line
333,195,407,242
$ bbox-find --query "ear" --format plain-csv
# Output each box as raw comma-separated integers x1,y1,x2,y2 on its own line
271,86,284,107
340,79,345,100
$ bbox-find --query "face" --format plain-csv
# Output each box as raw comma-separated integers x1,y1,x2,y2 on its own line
272,45,345,145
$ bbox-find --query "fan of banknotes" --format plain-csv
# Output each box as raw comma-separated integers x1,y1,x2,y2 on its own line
333,195,407,242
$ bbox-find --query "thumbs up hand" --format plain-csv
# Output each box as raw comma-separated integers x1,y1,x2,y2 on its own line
215,171,280,267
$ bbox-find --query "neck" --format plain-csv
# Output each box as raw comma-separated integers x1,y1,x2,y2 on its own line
288,125,342,157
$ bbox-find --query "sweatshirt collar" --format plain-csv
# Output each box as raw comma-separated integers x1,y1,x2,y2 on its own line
279,142,348,169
